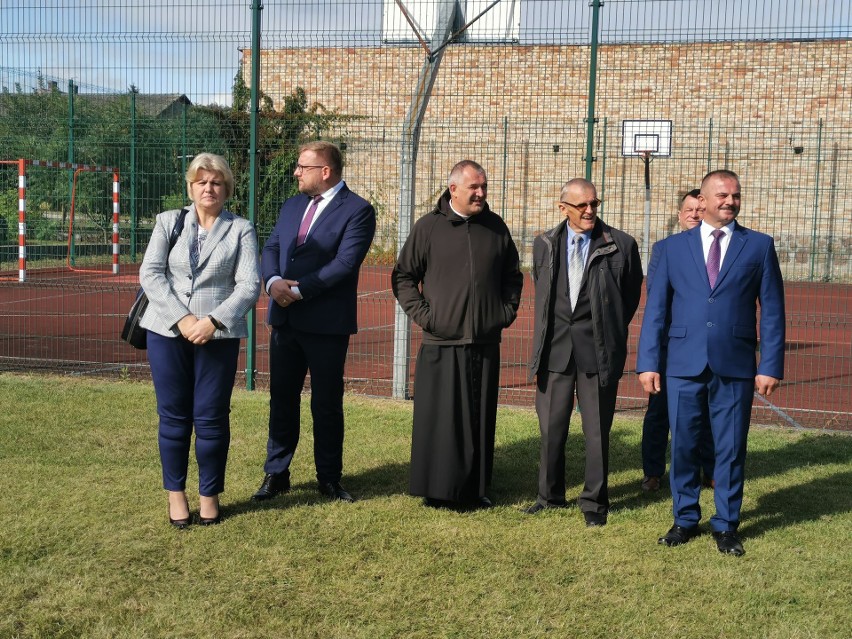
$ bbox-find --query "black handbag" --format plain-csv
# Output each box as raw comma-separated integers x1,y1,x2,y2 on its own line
121,209,189,349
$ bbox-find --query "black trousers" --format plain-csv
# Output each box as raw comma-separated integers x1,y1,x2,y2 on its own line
534,362,619,514
264,326,350,483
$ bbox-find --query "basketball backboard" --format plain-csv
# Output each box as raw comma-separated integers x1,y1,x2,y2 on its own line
621,119,673,157
382,0,520,44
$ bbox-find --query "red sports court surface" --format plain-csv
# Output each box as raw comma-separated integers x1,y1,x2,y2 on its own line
0,264,849,431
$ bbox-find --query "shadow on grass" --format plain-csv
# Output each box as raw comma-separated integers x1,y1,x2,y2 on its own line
488,425,852,522
223,422,851,523
740,470,852,537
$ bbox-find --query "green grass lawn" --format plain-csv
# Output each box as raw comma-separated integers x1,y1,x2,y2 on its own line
1,374,850,639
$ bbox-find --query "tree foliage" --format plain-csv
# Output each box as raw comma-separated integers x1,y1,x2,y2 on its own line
0,67,358,242
199,67,360,232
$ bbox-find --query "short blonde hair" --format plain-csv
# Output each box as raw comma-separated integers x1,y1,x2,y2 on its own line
186,153,234,200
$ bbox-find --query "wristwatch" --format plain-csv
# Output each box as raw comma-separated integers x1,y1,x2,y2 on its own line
208,315,225,330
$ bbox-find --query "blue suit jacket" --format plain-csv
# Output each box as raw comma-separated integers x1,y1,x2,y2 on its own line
637,221,785,380
261,184,376,335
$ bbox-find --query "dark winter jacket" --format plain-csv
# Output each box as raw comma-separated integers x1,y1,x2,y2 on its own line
391,190,524,345
528,217,643,385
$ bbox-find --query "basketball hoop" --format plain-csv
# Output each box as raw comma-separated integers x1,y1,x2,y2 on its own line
621,120,673,276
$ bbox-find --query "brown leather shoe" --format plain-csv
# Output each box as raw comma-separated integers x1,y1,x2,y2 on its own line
641,475,661,492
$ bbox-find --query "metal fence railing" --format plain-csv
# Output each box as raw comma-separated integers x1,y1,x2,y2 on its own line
0,1,849,430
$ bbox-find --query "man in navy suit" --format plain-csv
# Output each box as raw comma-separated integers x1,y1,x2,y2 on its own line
637,170,785,556
253,141,376,503
640,189,715,493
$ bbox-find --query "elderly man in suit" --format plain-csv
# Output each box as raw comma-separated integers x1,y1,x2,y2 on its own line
253,141,376,503
524,178,643,526
637,170,785,556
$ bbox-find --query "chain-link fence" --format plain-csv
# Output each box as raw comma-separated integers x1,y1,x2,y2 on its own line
0,1,849,429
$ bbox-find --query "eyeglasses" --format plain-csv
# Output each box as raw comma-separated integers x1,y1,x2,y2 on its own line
294,164,326,172
560,198,601,210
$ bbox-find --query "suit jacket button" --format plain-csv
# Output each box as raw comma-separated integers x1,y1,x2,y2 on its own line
708,297,715,303
706,321,713,327
185,292,191,298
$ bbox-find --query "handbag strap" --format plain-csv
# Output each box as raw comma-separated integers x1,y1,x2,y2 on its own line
168,208,189,254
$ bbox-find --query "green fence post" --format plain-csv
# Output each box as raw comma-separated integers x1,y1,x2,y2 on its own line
706,117,713,174
68,79,75,266
808,118,823,281
130,87,137,261
245,0,263,391
599,116,608,218
584,0,603,181
181,101,188,181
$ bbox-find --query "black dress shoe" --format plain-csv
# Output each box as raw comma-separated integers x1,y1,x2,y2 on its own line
658,524,699,546
318,481,355,502
477,496,493,509
198,513,222,526
522,501,567,515
713,531,745,556
169,513,192,530
252,473,290,501
583,511,608,527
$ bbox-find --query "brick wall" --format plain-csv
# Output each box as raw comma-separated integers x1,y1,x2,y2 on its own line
246,40,851,280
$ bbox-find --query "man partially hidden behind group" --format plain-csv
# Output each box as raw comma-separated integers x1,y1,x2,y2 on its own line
253,141,376,503
640,189,715,493
637,170,785,556
392,160,524,510
525,178,643,527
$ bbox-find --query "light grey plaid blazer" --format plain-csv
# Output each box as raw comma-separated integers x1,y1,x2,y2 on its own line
140,204,261,339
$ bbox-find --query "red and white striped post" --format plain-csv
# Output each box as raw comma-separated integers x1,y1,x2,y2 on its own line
18,158,27,282
112,172,120,274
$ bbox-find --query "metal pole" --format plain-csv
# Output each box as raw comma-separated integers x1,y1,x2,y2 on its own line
130,89,137,261
599,117,608,218
68,80,76,266
181,101,188,180
18,158,27,282
808,118,823,281
392,0,457,400
642,153,651,274
245,0,263,390
501,116,508,218
706,117,713,174
584,0,603,181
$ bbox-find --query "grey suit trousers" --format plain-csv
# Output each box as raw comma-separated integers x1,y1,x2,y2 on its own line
534,362,619,514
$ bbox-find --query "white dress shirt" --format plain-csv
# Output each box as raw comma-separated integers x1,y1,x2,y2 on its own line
700,220,734,265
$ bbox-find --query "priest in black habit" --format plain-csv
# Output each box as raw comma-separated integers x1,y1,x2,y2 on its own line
391,160,524,509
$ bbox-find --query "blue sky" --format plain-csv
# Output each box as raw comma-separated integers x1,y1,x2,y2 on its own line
1,0,849,105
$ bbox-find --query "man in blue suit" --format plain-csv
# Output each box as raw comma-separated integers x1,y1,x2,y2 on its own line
637,170,785,556
253,141,376,503
640,189,715,493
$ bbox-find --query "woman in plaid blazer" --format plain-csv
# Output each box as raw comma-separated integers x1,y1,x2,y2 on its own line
140,153,260,529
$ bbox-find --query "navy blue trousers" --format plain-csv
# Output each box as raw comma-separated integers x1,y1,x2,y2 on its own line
148,332,240,496
668,368,753,532
641,376,715,479
265,327,350,483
